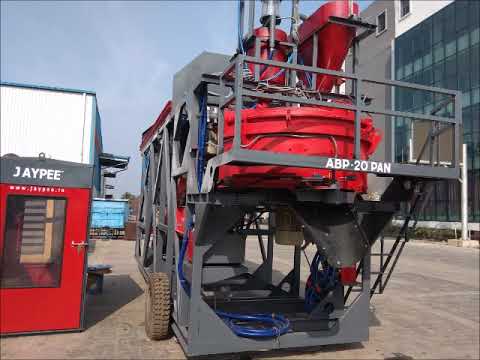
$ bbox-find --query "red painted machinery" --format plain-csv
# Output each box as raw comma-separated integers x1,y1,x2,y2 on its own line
220,106,381,192
220,0,379,194
297,1,359,92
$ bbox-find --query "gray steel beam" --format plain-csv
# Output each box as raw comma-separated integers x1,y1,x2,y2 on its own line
254,36,261,82
239,0,245,50
233,59,244,150
266,214,274,284
311,32,318,90
217,83,226,155
354,79,362,159
225,149,459,179
453,93,462,168
248,0,255,39
293,245,301,296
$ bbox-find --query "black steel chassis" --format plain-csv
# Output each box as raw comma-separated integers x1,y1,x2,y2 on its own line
135,5,462,357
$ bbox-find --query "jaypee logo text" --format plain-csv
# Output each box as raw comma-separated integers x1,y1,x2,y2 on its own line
12,166,64,181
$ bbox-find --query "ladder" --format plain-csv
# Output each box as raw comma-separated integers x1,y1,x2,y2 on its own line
345,180,435,301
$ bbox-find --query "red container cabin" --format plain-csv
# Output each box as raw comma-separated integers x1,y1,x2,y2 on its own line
0,156,93,335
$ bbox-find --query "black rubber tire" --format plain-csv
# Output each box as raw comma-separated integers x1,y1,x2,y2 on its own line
145,272,171,340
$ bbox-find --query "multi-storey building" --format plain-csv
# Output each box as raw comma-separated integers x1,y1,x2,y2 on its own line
351,0,479,226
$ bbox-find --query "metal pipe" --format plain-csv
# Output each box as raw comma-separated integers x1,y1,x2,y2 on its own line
238,0,245,53
260,0,279,52
289,0,299,89
461,143,469,240
311,32,318,90
292,245,301,296
269,15,276,53
248,0,255,38
266,213,274,283
290,0,299,42
261,0,280,25
348,0,354,17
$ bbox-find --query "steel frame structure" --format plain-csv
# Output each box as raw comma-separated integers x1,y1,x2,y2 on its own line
135,3,462,357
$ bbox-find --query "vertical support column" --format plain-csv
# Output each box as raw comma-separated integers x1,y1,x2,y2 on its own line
311,32,318,90
254,37,261,82
290,47,298,87
292,245,301,296
154,140,166,273
239,0,245,50
429,122,435,165
362,250,371,292
142,144,155,267
152,143,159,273
290,0,299,38
268,10,276,53
233,57,244,150
177,204,195,326
461,143,469,241
217,78,225,155
136,151,146,259
453,91,462,168
390,38,396,163
188,232,207,345
187,205,215,350
248,0,255,38
354,78,362,159
265,212,274,284
187,90,200,151
351,36,362,160
152,216,159,273
164,130,175,280
379,235,384,293
351,37,357,80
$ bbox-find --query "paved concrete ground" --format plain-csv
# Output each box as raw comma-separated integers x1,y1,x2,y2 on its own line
1,238,479,359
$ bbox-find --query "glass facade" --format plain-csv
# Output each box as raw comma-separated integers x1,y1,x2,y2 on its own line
394,0,480,222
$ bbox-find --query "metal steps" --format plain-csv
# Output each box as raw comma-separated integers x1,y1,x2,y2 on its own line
369,181,434,297
344,180,435,301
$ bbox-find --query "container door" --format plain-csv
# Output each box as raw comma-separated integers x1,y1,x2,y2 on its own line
0,184,91,334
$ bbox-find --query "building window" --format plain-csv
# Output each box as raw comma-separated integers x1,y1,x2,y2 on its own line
393,0,480,223
400,0,410,18
376,10,387,35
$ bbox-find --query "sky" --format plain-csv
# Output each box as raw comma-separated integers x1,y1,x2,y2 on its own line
1,0,372,196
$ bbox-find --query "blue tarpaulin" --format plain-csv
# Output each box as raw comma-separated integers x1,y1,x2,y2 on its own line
90,199,129,229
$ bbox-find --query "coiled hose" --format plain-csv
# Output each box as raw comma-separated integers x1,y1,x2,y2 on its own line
216,311,290,338
305,251,338,312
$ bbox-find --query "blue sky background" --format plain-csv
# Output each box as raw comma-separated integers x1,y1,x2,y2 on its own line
1,0,372,196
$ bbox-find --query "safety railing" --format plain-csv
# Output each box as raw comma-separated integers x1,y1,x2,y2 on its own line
203,54,462,188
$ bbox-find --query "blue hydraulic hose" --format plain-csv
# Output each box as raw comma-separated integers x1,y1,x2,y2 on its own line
196,95,208,191
305,251,338,312
178,217,194,296
298,56,313,88
216,311,290,338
